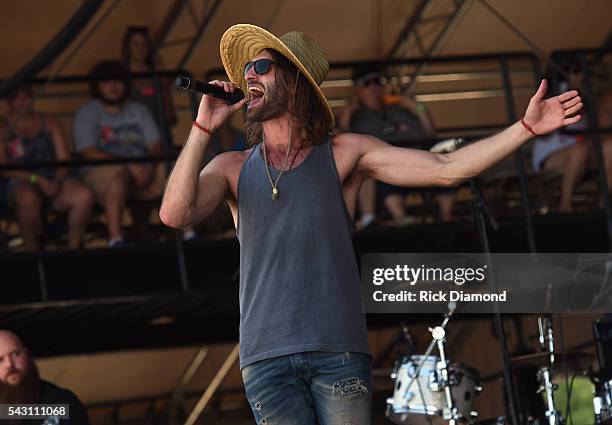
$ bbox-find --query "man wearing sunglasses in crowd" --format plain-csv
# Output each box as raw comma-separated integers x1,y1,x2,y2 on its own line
160,25,583,425
341,66,436,145
339,66,455,225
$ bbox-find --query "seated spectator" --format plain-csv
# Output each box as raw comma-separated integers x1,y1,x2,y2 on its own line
122,26,177,127
532,62,589,213
0,85,94,251
338,66,456,224
0,330,90,424
596,75,612,199
74,60,166,247
599,87,612,133
122,29,200,242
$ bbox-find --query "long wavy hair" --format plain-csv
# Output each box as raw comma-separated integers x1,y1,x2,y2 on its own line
244,49,333,146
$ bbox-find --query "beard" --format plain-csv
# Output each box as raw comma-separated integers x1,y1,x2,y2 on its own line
245,78,288,123
0,359,41,406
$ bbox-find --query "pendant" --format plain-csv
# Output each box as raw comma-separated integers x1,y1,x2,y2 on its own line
271,187,279,200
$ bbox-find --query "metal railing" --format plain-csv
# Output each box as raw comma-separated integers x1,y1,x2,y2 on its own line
0,69,199,297
2,50,612,300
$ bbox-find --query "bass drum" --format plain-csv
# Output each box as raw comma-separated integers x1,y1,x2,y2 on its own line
386,355,482,424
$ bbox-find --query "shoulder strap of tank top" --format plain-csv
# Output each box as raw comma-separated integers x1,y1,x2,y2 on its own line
325,135,344,180
324,135,334,165
246,143,259,163
242,144,259,167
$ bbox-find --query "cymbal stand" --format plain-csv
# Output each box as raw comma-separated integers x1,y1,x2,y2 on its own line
430,324,463,424
537,317,564,425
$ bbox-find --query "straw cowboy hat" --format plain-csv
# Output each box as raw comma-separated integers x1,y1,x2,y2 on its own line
220,24,335,127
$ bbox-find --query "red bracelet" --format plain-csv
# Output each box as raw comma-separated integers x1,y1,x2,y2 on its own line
193,120,212,135
520,118,538,137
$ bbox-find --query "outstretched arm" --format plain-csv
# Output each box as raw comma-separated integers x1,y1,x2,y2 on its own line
355,79,582,187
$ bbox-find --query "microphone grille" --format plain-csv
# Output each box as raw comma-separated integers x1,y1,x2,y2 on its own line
175,76,191,89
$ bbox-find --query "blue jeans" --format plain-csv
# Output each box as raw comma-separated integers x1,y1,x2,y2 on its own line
241,351,372,425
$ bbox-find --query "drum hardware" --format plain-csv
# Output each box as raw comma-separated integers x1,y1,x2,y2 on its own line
431,324,463,424
386,302,482,424
391,323,417,380
536,317,563,425
592,317,612,424
387,355,482,425
592,375,612,424
504,317,587,425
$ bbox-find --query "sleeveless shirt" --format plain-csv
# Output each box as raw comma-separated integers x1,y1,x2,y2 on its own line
3,115,56,179
236,137,370,369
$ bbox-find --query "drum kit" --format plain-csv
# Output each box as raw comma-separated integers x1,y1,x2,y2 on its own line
385,313,612,425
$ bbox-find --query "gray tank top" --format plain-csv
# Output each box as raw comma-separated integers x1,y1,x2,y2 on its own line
237,137,370,369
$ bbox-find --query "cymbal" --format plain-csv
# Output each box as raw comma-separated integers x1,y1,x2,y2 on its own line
511,352,588,368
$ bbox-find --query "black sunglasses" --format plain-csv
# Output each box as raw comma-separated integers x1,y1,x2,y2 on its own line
356,76,386,87
243,59,275,77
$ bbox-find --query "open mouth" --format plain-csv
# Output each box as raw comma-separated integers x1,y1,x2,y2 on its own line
247,85,265,108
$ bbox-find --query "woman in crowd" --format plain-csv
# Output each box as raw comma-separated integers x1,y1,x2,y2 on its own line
121,26,177,128
0,85,94,250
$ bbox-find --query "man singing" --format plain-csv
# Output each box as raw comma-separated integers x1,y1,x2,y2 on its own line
160,24,582,425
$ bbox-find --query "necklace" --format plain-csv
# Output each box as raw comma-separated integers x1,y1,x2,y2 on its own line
262,126,292,200
261,68,302,201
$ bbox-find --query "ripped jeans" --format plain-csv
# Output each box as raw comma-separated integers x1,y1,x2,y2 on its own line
241,351,371,425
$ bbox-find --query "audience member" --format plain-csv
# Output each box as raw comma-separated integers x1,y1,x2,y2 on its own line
0,330,90,424
74,60,165,247
122,28,200,242
339,66,456,224
532,61,590,212
121,26,177,127
0,85,94,251
596,71,612,197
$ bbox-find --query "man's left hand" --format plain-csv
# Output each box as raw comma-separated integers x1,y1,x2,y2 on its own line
523,79,583,136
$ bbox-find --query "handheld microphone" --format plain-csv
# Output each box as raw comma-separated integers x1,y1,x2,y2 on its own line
175,76,245,105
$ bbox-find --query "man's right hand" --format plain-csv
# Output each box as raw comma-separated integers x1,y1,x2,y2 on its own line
195,80,247,131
